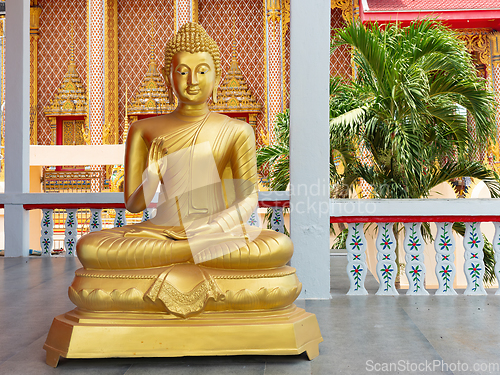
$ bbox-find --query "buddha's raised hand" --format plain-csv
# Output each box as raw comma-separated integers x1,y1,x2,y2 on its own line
147,137,168,180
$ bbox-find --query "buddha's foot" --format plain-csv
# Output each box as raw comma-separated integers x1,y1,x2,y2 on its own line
43,306,323,367
69,263,302,317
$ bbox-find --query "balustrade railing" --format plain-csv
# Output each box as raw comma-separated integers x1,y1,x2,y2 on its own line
331,199,500,296
7,192,500,296
23,191,288,257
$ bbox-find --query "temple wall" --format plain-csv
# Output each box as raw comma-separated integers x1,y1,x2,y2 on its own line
31,1,494,154
117,0,175,142
37,0,87,145
199,0,266,146
330,7,351,80
33,1,356,149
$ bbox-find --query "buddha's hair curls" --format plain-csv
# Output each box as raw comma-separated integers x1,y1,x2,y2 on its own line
163,22,221,81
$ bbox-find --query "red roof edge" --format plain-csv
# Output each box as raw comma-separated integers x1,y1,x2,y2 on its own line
359,4,500,30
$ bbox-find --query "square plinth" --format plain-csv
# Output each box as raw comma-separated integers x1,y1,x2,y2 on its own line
43,306,323,367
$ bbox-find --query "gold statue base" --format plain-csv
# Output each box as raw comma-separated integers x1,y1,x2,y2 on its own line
43,305,323,367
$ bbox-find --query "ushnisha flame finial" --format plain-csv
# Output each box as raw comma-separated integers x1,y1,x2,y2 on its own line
149,18,155,63
231,13,237,62
70,20,75,65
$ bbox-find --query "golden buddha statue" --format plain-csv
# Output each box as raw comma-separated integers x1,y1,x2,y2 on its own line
44,23,322,367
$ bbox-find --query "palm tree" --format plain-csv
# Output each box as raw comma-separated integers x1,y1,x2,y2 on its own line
329,19,499,283
257,109,290,192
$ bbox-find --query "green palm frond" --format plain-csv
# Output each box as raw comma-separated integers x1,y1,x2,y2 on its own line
329,19,499,281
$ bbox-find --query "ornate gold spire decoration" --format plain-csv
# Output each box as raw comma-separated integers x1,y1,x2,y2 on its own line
209,17,262,126
44,21,87,118
30,2,42,145
128,20,175,117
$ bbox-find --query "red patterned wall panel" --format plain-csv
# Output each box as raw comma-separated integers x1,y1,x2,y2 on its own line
283,8,351,110
37,0,87,145
330,7,351,80
198,0,266,147
117,0,175,142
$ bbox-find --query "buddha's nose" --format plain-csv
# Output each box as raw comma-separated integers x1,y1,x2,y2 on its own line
189,71,198,85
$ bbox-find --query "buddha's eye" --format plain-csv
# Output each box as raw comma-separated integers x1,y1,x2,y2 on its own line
198,65,210,75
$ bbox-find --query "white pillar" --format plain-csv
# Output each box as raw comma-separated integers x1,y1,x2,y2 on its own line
4,0,30,257
289,0,330,298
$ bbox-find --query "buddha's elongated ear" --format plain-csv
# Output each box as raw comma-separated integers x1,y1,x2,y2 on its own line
160,66,167,81
212,77,220,104
161,66,175,104
168,87,174,104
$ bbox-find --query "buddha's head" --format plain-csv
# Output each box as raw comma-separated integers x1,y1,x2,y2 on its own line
162,22,221,105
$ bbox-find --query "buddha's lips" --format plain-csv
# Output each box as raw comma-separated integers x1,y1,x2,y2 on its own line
186,87,200,95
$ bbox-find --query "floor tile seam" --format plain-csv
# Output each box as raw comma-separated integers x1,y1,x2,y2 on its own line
19,264,80,293
0,332,48,365
109,362,133,374
396,295,500,360
1,277,76,302
0,262,35,273
396,298,449,365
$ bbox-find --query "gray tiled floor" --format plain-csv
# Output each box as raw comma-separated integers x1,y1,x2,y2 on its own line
1,255,500,375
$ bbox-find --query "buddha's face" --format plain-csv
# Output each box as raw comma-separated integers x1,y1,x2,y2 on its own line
168,51,218,106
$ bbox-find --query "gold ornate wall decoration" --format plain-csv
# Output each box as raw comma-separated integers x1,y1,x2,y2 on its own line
258,125,269,146
458,29,493,82
266,0,281,25
128,21,175,117
459,29,500,167
331,0,353,23
105,0,119,145
353,0,360,19
82,118,91,145
490,32,500,68
44,21,88,147
208,29,262,130
101,122,112,145
49,117,57,145
488,32,500,157
266,0,281,41
282,0,290,32
63,119,85,145
30,4,42,145
44,21,88,119
37,0,88,145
